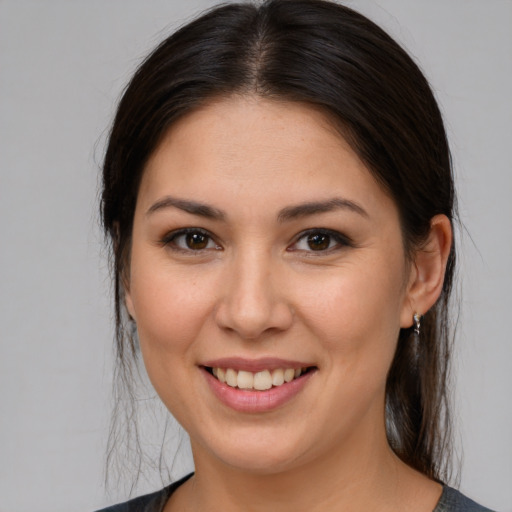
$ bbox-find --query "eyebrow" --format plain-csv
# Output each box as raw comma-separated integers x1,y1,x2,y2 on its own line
146,195,368,222
146,196,226,220
277,198,368,222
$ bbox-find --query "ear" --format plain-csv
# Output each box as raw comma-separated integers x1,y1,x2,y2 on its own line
400,214,453,328
114,221,136,322
124,285,136,322
121,266,137,322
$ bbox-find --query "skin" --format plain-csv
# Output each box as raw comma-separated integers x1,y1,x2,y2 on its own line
125,96,452,512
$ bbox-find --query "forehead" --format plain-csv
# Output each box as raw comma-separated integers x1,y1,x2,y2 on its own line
148,95,349,165
138,95,395,220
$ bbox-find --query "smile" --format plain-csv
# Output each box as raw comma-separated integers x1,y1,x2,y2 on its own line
207,367,312,391
202,361,317,413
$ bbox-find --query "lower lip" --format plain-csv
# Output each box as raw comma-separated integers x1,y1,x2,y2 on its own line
202,368,315,413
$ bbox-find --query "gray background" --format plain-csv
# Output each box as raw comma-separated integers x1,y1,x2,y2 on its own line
1,1,511,511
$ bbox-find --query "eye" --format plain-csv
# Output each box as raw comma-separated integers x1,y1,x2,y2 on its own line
290,229,350,252
163,228,220,252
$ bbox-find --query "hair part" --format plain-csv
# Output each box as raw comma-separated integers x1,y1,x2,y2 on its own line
102,0,457,487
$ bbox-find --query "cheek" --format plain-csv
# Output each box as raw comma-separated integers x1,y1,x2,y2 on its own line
129,261,218,368
297,256,406,365
128,264,221,418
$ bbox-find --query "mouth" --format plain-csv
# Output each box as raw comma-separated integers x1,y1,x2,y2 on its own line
201,357,318,412
203,366,317,391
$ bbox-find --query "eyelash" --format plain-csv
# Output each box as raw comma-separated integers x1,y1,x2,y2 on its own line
289,228,353,253
160,228,353,254
161,228,221,254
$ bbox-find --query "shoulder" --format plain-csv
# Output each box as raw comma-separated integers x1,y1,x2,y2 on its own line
434,486,496,512
94,473,193,512
94,487,169,512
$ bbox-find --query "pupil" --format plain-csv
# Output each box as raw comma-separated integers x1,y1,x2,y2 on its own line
186,232,208,250
307,233,330,251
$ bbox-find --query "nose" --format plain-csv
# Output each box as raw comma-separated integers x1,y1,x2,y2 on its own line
214,248,294,340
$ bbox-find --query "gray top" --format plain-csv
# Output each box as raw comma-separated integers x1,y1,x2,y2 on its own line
96,473,496,512
434,486,495,512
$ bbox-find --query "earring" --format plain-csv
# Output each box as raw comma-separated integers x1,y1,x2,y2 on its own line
413,313,421,336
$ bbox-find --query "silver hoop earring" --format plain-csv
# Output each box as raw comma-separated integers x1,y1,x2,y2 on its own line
413,313,421,336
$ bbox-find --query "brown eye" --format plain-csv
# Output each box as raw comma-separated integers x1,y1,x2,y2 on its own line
164,229,219,252
185,232,209,250
307,233,331,251
290,229,351,253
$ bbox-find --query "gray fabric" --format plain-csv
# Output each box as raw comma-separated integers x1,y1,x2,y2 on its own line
95,474,192,512
96,474,495,512
433,486,495,512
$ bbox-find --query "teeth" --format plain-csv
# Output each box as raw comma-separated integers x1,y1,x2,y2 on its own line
213,367,308,390
284,368,295,383
254,370,272,390
272,368,284,386
237,370,254,389
225,368,238,387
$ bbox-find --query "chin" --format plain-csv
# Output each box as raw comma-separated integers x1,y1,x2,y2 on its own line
193,427,311,475
221,450,305,475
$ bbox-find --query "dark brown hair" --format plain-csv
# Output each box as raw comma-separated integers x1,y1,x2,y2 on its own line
102,0,456,485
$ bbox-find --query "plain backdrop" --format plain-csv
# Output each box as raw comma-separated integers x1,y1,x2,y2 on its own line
1,1,511,511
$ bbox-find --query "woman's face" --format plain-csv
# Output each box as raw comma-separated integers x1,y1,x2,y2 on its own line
125,96,416,473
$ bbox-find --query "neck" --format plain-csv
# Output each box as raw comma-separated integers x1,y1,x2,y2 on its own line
166,424,440,512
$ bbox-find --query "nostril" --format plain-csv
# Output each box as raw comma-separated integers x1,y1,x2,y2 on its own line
214,298,294,340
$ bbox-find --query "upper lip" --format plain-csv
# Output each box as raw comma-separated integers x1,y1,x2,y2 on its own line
201,357,315,373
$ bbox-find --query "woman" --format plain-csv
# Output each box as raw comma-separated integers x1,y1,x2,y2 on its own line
97,1,493,510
